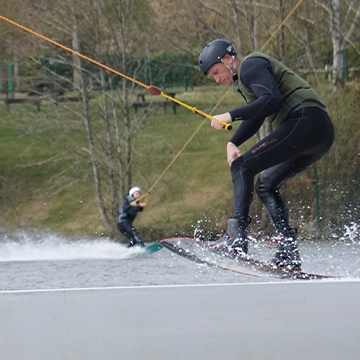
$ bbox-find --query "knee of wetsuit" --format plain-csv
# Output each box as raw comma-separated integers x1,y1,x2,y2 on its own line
255,175,276,201
255,177,266,199
230,156,244,180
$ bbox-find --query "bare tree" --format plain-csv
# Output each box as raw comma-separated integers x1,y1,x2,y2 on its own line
3,0,157,237
315,0,360,85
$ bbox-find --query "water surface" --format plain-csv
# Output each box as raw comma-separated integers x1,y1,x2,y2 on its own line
0,229,359,291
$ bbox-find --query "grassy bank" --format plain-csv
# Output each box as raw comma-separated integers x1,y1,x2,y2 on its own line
0,83,359,242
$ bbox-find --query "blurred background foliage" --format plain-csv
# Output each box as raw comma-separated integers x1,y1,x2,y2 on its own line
0,0,359,242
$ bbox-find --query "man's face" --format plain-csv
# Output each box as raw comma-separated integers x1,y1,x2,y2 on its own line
207,55,234,85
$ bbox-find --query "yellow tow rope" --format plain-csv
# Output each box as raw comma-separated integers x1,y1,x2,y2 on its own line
0,0,304,205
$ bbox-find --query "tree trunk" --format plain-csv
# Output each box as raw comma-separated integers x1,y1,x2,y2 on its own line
330,0,343,86
70,0,82,91
278,0,286,62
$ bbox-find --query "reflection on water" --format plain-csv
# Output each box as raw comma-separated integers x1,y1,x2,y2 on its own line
0,228,359,291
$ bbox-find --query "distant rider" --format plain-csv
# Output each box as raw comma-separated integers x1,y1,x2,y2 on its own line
118,186,146,248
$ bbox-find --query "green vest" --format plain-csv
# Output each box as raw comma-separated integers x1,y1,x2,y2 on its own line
235,51,326,128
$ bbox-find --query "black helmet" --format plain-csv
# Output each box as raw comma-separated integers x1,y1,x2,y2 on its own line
199,39,237,75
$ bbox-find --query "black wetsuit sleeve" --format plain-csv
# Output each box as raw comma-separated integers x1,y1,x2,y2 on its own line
122,198,143,213
228,57,283,147
121,198,132,212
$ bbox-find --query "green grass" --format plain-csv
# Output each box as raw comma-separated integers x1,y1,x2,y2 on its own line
0,83,359,240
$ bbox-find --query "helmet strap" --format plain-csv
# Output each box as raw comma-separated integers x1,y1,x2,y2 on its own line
221,55,238,82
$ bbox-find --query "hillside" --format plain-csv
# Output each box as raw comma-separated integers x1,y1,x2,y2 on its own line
0,84,359,242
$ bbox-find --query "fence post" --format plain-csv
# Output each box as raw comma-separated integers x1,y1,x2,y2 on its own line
7,60,14,99
313,167,322,237
342,49,349,82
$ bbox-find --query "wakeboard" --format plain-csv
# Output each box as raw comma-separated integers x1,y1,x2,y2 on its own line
145,242,163,254
160,237,338,280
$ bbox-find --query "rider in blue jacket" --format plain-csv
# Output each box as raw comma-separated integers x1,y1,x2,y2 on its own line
118,186,146,247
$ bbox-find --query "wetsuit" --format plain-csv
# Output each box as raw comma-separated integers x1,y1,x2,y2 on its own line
229,54,334,236
117,196,145,247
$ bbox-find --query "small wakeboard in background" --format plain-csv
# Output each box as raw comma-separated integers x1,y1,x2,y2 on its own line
160,237,339,280
145,242,163,254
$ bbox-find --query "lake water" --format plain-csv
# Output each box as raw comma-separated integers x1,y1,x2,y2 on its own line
1,227,359,291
